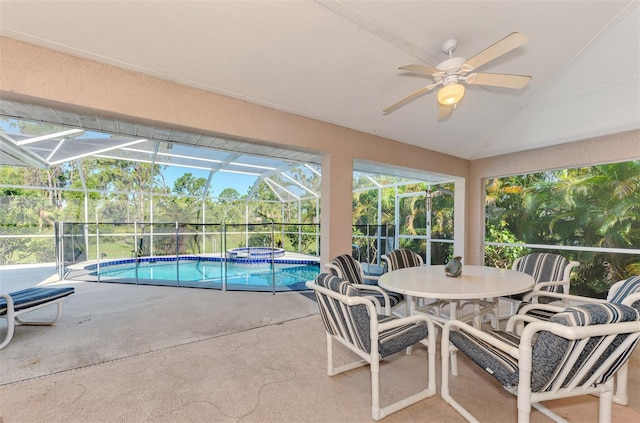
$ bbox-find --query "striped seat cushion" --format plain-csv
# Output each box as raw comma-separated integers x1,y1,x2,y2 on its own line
362,289,404,309
516,303,558,321
313,273,427,358
450,303,640,393
449,329,521,388
385,249,422,270
0,287,75,315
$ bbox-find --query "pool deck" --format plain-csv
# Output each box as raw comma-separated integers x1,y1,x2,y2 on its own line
1,264,639,422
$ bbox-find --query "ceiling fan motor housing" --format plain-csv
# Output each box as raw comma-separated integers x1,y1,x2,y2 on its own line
434,57,466,85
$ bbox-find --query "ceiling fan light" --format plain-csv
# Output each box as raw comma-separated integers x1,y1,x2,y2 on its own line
438,84,465,105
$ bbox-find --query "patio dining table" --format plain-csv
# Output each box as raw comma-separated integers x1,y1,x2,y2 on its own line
378,265,535,328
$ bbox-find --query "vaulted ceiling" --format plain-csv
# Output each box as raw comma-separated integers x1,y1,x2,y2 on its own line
0,1,638,161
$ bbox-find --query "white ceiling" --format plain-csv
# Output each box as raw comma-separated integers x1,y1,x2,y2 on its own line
1,1,639,160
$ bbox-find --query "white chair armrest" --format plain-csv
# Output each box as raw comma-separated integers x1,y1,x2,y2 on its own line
505,312,554,333
443,319,520,359
379,313,435,334
361,295,383,314
363,274,380,283
353,283,390,315
533,280,567,290
523,290,606,305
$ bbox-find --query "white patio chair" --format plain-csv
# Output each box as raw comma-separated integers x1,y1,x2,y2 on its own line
326,254,405,316
442,302,640,423
517,274,640,405
381,248,424,270
306,273,437,421
499,253,579,318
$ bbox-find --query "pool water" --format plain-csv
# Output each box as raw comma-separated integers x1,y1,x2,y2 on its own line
91,260,320,291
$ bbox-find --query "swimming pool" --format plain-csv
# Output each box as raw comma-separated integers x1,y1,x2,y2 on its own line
85,256,320,292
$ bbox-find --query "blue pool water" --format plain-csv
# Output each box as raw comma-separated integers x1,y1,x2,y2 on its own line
87,257,320,292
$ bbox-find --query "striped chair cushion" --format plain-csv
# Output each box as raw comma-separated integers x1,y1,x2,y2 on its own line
533,302,640,392
0,287,75,315
609,275,640,309
385,249,422,270
449,329,521,388
450,303,640,393
330,254,404,309
519,275,640,321
368,291,403,309
515,253,569,293
313,273,427,358
330,254,365,284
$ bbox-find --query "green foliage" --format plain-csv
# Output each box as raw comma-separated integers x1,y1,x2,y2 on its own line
247,233,276,248
285,224,317,254
486,161,640,294
484,223,527,268
173,173,207,196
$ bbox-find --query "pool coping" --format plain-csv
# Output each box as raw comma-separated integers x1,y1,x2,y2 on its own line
84,254,319,270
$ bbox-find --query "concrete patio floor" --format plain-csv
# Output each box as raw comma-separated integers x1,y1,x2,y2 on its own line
1,265,639,422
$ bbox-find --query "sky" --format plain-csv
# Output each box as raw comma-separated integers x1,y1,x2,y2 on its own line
163,165,257,196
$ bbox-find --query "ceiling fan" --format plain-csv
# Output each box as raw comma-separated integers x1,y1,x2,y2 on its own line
384,32,532,120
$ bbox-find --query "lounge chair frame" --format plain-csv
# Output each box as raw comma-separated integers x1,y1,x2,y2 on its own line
0,287,74,350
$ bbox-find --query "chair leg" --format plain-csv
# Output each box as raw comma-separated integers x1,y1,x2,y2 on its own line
0,313,16,351
326,333,369,376
371,357,381,421
489,298,500,329
441,335,478,422
613,363,629,405
326,332,334,376
599,385,614,423
450,350,458,376
517,393,533,423
531,403,569,423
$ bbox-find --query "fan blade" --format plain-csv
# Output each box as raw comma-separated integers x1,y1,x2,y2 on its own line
399,64,442,76
384,84,437,113
438,103,453,120
464,32,528,71
466,72,531,89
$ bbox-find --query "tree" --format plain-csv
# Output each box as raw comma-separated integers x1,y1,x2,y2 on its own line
173,173,207,197
485,161,640,296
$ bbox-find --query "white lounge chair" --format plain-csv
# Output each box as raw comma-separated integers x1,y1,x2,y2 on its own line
0,286,75,350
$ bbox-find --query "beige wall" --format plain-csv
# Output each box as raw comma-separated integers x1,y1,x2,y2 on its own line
0,37,469,266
